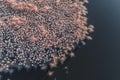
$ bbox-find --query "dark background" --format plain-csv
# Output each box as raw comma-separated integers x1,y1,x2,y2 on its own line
2,0,120,80
66,0,120,80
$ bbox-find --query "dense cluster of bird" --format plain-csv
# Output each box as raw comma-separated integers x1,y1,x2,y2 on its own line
0,0,94,74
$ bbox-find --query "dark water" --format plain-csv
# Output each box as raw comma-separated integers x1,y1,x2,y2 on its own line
1,0,120,80
70,0,120,80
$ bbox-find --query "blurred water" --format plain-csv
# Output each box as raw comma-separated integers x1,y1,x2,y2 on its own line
70,0,120,80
